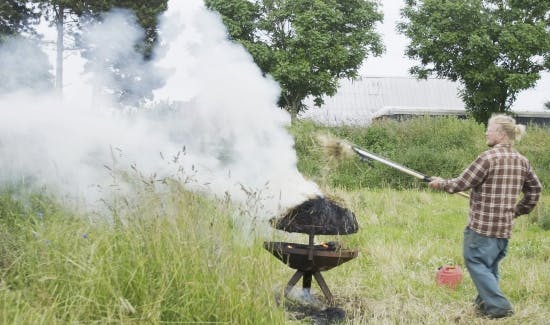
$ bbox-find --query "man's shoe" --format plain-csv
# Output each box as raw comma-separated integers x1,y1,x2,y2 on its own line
487,310,514,319
473,301,485,316
475,308,514,319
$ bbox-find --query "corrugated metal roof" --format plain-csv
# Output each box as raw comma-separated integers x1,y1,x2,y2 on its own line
300,76,464,125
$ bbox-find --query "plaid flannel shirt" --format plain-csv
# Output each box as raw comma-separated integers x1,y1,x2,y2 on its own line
441,143,542,238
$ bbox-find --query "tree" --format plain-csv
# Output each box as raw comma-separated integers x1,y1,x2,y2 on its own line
399,0,550,124
34,0,167,97
77,1,168,107
0,2,52,93
34,0,96,94
79,8,166,107
205,0,383,118
0,0,39,40
109,0,168,59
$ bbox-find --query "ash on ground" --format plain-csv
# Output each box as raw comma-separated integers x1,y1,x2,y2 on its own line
275,287,347,325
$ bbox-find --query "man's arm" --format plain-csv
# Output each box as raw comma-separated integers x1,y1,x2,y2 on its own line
515,167,542,217
429,155,488,193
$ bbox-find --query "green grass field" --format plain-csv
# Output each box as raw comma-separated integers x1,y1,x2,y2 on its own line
1,116,548,324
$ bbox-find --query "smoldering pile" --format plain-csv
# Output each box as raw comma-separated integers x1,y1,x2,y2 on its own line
270,196,359,235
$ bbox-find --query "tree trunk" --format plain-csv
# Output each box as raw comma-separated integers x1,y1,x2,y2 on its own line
289,107,297,122
55,5,64,96
289,95,304,123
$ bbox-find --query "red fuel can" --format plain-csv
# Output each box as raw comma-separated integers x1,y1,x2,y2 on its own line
436,265,463,289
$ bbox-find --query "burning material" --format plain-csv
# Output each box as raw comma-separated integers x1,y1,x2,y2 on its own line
317,133,354,160
271,196,359,235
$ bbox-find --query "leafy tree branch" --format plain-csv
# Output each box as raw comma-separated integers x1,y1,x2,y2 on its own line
206,0,384,118
399,0,550,123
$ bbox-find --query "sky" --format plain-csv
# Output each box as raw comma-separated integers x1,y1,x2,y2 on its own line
360,1,549,111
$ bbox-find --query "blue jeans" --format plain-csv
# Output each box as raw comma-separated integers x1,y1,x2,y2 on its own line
463,227,513,317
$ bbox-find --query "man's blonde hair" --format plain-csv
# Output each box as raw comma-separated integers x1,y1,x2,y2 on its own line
489,114,526,142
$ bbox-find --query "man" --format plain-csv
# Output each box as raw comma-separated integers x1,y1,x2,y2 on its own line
428,114,542,319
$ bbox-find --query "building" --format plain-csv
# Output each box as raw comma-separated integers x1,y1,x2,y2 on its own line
299,76,550,126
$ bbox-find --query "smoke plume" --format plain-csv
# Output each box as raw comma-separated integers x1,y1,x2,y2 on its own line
0,0,321,218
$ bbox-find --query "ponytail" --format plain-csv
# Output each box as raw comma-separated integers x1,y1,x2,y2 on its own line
514,124,526,142
488,114,526,142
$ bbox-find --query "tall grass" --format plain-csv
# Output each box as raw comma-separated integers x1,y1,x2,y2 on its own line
1,187,548,323
1,116,548,324
292,116,550,193
0,183,286,324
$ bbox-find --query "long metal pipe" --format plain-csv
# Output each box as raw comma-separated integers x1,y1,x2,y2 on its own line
352,146,431,182
350,145,470,199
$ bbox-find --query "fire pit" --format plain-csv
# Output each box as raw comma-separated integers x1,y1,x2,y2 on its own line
265,196,359,305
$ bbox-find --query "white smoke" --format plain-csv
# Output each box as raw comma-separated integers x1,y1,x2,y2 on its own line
0,0,321,218
81,9,166,107
0,37,53,93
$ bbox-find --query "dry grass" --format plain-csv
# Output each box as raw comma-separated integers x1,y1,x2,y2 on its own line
272,188,550,324
316,133,355,161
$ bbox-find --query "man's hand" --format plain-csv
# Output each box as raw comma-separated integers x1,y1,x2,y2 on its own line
429,176,444,190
